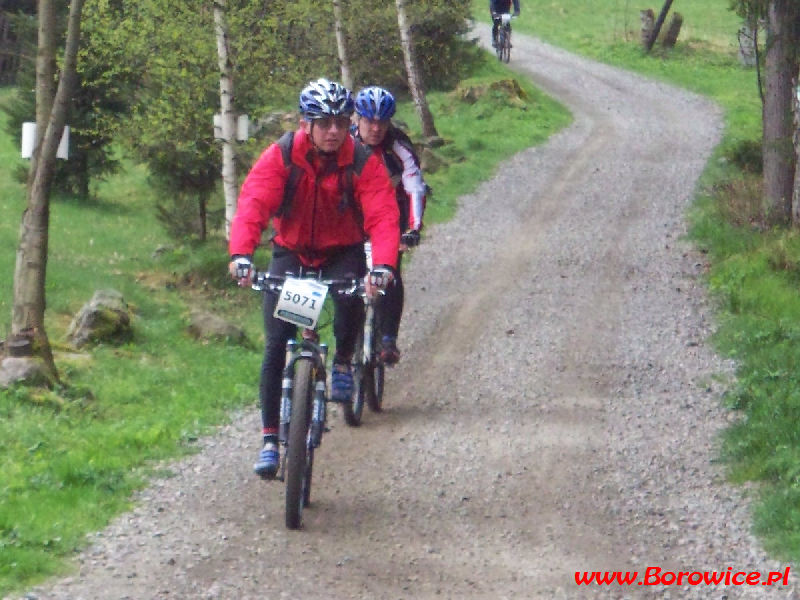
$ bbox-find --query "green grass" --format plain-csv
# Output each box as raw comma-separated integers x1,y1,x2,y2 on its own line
480,0,800,562
0,50,570,596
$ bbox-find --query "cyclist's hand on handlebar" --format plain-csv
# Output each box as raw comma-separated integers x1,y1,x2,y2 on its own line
513,10,520,16
229,256,253,287
365,266,394,298
400,230,420,250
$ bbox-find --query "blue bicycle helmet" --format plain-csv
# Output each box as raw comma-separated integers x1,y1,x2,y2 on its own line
298,78,354,120
354,86,396,120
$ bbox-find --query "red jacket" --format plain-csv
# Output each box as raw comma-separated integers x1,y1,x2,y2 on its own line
229,128,400,268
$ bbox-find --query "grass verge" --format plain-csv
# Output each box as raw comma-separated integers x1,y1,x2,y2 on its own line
0,50,570,596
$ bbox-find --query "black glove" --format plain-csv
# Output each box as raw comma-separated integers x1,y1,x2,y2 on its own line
401,230,421,247
513,10,520,16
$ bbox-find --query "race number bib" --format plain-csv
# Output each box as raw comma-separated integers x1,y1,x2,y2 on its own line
274,278,328,328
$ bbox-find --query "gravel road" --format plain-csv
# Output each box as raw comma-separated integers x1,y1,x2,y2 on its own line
18,26,799,600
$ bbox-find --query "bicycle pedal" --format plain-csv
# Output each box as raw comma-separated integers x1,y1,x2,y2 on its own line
323,426,331,433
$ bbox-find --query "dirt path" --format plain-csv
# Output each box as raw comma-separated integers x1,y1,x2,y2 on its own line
21,26,797,600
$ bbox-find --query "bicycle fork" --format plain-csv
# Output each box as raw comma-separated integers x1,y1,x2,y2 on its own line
278,339,330,464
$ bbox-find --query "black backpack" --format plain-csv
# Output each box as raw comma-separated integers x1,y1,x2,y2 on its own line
274,131,372,218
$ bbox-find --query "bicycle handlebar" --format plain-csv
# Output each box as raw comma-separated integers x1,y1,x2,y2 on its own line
251,271,367,297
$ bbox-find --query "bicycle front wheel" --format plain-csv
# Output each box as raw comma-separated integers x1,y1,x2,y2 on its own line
285,358,314,530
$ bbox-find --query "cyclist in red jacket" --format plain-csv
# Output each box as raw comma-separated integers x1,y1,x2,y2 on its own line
228,78,399,478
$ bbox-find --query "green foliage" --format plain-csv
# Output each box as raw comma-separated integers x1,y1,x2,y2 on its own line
0,1,141,198
342,0,476,91
729,0,767,21
725,138,763,174
113,0,220,240
227,0,338,110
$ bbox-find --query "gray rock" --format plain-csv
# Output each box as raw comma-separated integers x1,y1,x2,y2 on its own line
186,309,249,346
66,289,132,348
0,356,51,388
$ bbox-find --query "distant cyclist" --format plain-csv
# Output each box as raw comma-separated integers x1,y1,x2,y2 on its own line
490,0,520,47
353,86,428,366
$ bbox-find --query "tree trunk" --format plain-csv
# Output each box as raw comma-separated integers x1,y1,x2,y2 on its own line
394,0,438,138
644,0,674,52
763,0,798,225
12,0,86,380
28,0,57,190
332,0,352,89
793,75,800,224
214,0,237,240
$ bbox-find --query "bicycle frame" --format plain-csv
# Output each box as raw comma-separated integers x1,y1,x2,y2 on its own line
252,270,361,528
493,12,512,63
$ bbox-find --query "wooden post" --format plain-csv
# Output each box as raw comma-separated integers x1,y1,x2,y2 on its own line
644,0,675,52
661,13,682,48
640,9,654,49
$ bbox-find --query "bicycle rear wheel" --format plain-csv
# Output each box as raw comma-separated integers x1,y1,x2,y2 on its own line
366,360,385,412
365,323,385,412
285,358,314,530
343,328,366,426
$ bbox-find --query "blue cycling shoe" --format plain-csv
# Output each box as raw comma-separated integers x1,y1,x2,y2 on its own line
253,442,279,479
380,336,400,365
330,363,354,403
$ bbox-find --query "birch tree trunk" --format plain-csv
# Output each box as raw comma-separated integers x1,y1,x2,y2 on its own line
214,0,238,240
332,0,352,89
394,0,438,138
762,0,798,225
11,0,86,379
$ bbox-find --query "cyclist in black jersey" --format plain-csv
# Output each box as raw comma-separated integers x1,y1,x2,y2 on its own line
490,0,520,47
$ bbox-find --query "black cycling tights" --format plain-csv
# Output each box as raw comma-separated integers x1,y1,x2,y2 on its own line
377,252,404,340
258,244,366,432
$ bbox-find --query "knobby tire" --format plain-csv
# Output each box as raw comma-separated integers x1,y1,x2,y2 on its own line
365,315,385,413
343,328,366,426
285,358,314,530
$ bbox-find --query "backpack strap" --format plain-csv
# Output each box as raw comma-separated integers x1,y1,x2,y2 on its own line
338,138,372,214
276,130,371,220
275,131,303,218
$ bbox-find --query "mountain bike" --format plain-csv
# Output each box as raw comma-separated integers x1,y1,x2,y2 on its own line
252,269,364,529
342,242,386,427
493,13,513,63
